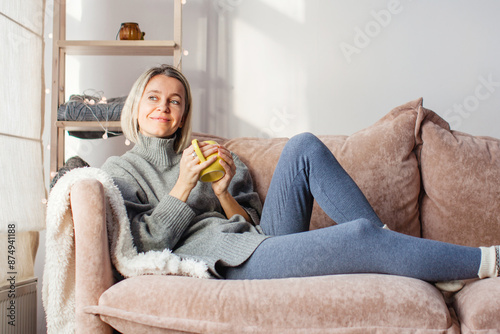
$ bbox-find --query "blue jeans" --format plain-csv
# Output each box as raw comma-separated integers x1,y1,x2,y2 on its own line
225,133,481,281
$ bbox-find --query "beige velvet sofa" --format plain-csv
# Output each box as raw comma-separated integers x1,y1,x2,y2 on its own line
67,98,500,333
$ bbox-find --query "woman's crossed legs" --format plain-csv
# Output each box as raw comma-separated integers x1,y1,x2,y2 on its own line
225,133,481,281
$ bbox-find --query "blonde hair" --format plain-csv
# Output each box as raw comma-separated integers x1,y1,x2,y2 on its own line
121,64,193,153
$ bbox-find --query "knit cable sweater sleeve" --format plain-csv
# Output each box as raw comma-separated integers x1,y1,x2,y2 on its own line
102,158,196,253
228,153,263,225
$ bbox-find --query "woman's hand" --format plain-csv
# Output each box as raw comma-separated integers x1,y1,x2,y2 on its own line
169,142,218,202
211,146,251,221
211,145,236,197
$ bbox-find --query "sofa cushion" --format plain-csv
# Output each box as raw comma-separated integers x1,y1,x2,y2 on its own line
418,118,500,246
87,274,459,334
226,99,423,236
452,278,500,333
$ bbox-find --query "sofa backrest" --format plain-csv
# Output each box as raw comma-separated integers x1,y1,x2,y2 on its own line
195,98,500,247
223,99,424,237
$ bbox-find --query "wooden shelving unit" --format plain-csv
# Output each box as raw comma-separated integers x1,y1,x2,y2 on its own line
50,0,183,176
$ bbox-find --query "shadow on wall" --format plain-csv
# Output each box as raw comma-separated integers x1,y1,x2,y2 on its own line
201,0,311,139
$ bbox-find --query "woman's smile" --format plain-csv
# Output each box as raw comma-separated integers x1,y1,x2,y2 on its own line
150,115,170,122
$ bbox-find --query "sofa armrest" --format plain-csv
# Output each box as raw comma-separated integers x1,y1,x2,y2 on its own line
71,179,114,334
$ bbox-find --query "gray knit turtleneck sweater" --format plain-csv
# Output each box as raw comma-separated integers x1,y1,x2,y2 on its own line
101,135,268,278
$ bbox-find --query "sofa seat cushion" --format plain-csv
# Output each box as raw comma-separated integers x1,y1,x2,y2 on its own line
452,278,500,333
86,274,459,334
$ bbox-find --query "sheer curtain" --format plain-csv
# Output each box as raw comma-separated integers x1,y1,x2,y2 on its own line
0,0,46,285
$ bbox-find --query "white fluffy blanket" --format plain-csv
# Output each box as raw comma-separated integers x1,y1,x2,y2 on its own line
42,167,210,334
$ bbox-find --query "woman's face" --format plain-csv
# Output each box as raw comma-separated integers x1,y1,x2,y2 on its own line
137,74,186,138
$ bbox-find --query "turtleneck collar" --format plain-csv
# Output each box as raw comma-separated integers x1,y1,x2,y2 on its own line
131,134,182,167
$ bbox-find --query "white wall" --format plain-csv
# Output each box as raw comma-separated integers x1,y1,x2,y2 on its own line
38,0,500,332
227,0,500,139
55,0,500,168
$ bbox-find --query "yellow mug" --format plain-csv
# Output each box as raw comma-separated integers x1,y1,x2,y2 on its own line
191,139,225,182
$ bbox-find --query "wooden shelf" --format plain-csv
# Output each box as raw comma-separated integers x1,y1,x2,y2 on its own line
56,121,122,131
50,0,183,174
58,40,177,56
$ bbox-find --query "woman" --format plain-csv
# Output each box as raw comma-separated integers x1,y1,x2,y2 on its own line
102,64,499,282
